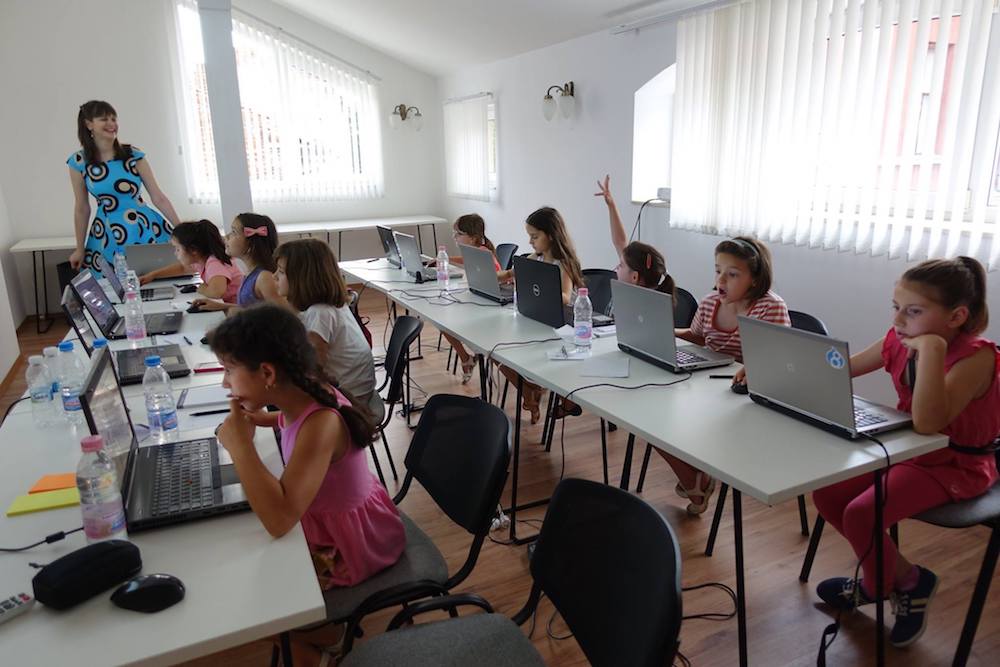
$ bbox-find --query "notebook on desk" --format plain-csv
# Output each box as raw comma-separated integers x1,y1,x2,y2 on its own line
80,347,249,532
739,316,911,439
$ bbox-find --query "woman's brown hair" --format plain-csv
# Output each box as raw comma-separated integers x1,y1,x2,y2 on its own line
714,236,774,301
902,256,989,334
525,207,584,288
274,239,349,311
234,213,278,272
77,100,131,165
622,241,676,300
208,304,375,445
454,214,496,254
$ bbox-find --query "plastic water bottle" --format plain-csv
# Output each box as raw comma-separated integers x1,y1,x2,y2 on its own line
43,346,62,420
123,290,147,346
76,434,128,544
114,252,129,286
125,269,140,294
143,355,179,443
436,245,450,290
26,355,55,427
57,341,87,424
573,287,593,355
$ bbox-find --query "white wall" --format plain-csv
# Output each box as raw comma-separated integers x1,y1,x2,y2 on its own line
0,0,445,325
441,22,1000,405
0,183,21,386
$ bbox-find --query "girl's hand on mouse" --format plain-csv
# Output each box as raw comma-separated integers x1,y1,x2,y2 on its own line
191,298,225,311
216,399,256,456
733,366,747,385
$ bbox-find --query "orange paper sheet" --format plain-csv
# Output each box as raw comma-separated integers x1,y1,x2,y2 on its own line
29,473,77,494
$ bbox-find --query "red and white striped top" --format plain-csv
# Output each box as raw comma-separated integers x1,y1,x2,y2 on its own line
689,290,790,362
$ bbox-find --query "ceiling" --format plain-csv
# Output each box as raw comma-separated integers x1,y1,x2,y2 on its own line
270,0,711,75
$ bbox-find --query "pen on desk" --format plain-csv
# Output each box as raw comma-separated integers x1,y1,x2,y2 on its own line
708,374,735,379
183,335,193,345
190,408,230,417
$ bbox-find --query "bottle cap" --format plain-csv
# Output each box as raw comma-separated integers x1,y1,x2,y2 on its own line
93,339,108,349
438,245,446,251
28,355,44,365
144,355,161,367
80,435,104,453
58,341,74,352
43,346,58,357
578,288,589,297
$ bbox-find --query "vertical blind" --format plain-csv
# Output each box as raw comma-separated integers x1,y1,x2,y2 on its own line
672,0,1000,267
173,0,384,204
443,93,493,201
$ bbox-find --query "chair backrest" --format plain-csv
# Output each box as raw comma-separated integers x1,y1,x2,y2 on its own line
401,394,510,537
582,268,616,316
495,243,518,271
673,286,698,328
789,310,830,336
383,315,423,406
528,478,682,667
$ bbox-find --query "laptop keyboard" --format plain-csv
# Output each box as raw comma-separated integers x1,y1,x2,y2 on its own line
151,439,215,517
854,407,889,428
675,349,708,365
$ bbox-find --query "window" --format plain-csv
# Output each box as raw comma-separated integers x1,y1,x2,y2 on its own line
172,1,384,204
671,0,1000,266
443,93,496,201
631,65,675,203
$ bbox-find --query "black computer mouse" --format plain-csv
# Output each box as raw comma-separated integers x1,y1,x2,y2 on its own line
731,381,749,395
178,284,198,294
111,573,185,613
186,304,204,314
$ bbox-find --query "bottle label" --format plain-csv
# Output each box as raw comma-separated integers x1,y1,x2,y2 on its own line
62,392,82,413
147,409,161,432
574,323,593,346
81,499,127,541
30,387,52,403
160,409,178,432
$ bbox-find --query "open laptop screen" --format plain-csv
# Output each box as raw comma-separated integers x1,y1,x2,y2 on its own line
62,285,98,356
71,270,119,333
81,347,137,494
376,225,401,266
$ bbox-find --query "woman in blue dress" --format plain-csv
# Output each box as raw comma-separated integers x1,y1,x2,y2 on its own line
68,100,181,275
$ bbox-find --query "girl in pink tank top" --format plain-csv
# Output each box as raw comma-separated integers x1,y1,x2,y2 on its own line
812,257,999,648
208,304,405,663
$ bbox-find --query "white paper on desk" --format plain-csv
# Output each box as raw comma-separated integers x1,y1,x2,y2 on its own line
179,411,230,433
547,346,590,361
156,333,202,347
177,384,230,409
593,325,617,338
580,356,630,378
553,325,575,343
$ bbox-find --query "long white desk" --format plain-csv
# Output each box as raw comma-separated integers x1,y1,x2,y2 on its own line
276,215,448,258
1,290,326,665
10,236,78,334
340,258,948,666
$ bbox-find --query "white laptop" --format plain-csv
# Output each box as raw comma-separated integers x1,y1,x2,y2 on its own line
393,231,462,283
460,244,513,304
612,280,734,373
739,316,911,439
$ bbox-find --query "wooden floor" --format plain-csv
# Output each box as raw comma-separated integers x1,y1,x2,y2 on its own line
4,292,999,666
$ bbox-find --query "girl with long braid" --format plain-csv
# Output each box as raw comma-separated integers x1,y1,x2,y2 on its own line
209,304,405,666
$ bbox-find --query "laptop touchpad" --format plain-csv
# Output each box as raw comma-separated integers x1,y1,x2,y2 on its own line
218,463,241,486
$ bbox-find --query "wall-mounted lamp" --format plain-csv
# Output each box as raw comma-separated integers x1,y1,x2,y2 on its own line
390,103,423,131
542,82,575,121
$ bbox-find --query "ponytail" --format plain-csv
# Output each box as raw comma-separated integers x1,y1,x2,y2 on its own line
622,241,675,303
902,256,989,334
172,219,233,266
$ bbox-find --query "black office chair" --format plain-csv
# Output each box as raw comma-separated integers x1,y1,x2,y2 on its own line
370,316,423,486
799,475,1000,666
340,478,683,667
495,243,518,271
276,394,512,662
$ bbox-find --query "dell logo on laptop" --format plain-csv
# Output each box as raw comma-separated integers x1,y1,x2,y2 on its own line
532,284,541,297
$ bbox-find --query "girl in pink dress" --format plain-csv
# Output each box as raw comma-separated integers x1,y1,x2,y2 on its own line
813,257,1000,648
209,304,405,665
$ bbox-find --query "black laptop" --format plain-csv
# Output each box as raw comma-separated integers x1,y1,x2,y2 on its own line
62,286,190,385
376,225,402,267
104,263,174,302
80,346,249,532
71,269,182,339
512,255,566,327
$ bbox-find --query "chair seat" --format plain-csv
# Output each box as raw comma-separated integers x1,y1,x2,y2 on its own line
340,613,546,667
320,511,449,622
915,483,1000,529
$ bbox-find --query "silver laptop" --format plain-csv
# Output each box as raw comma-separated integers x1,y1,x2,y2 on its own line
104,263,174,302
739,316,911,439
460,244,513,304
124,242,192,278
376,225,402,267
393,231,462,282
612,280,734,373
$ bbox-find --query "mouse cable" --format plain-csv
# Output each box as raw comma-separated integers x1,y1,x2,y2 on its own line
0,526,84,553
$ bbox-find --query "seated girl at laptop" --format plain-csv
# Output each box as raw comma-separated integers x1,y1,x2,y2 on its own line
442,214,503,383
139,219,244,302
191,213,284,312
812,257,1000,648
275,239,385,425
671,236,790,514
211,305,405,666
498,206,585,423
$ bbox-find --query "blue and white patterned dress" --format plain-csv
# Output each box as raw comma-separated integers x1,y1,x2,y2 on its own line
67,147,173,276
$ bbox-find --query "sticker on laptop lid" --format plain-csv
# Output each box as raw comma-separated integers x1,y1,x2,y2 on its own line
826,347,846,369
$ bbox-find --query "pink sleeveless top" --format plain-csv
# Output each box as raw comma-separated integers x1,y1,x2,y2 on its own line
882,328,1000,500
279,396,406,587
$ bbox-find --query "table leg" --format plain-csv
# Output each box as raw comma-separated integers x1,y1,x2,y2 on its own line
478,354,488,401
32,250,54,334
416,225,424,255
733,488,748,667
874,468,885,667
338,230,343,260
619,434,636,490
431,223,438,252
280,631,293,667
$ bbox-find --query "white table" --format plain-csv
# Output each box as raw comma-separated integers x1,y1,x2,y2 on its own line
10,236,78,333
276,215,448,257
340,259,948,666
0,396,325,665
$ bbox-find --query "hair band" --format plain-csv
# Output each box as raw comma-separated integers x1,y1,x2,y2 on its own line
244,226,269,238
